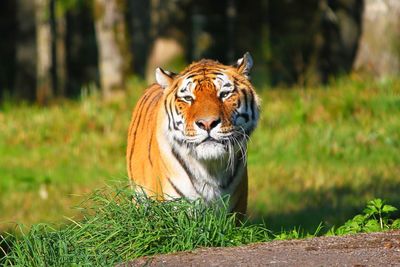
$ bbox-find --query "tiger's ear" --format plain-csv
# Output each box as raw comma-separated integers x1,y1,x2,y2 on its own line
156,67,176,89
235,52,253,78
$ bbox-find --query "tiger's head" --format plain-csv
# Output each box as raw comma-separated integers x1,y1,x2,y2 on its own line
156,53,260,161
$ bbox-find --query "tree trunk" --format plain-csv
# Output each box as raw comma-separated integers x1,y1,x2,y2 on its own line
55,6,67,97
226,0,236,63
35,0,53,104
94,0,131,99
65,3,99,97
353,0,400,78
15,0,37,100
145,0,188,82
0,1,17,100
126,0,151,77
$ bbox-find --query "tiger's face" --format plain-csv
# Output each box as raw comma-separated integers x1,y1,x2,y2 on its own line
156,53,260,161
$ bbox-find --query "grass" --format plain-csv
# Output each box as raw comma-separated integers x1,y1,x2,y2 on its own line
328,198,400,235
1,187,399,266
0,78,145,230
0,75,400,234
1,187,271,266
248,76,400,231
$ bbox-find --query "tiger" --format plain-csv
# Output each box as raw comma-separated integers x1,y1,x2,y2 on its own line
126,52,260,214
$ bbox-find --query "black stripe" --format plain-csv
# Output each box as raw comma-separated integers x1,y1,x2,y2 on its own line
236,97,241,109
129,93,151,131
241,88,249,112
141,92,162,131
209,71,222,76
231,86,238,94
165,85,177,98
223,82,232,88
164,99,172,130
169,100,179,130
167,177,186,198
237,113,250,122
221,156,243,190
172,136,185,146
171,147,202,196
128,91,158,176
148,133,153,167
249,90,256,120
174,103,180,115
131,88,161,128
215,76,224,83
130,90,159,146
185,74,196,79
163,84,180,130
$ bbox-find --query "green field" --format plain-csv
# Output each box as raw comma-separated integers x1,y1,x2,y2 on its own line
1,188,399,265
1,76,400,234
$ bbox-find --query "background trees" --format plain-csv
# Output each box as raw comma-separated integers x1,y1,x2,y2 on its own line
94,0,131,98
354,0,400,77
0,0,399,103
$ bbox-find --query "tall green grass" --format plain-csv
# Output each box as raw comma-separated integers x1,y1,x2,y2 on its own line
1,186,399,266
1,186,271,266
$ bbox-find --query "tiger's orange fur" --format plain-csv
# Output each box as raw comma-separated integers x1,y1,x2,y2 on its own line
126,53,259,214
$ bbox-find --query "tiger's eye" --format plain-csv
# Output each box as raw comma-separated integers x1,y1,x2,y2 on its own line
183,96,193,102
220,92,230,99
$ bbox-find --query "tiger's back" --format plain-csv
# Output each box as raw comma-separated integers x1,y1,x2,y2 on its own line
126,84,165,197
126,53,260,214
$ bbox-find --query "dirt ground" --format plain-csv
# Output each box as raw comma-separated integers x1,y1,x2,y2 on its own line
121,230,400,266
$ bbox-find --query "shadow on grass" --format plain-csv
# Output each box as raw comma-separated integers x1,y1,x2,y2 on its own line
0,231,14,264
250,175,400,234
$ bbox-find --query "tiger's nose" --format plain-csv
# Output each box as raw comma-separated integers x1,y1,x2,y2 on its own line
195,116,221,131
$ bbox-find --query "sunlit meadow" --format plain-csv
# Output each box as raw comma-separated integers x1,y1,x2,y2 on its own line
1,76,399,234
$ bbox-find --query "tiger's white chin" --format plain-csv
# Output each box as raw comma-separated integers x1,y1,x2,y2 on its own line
194,141,227,160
